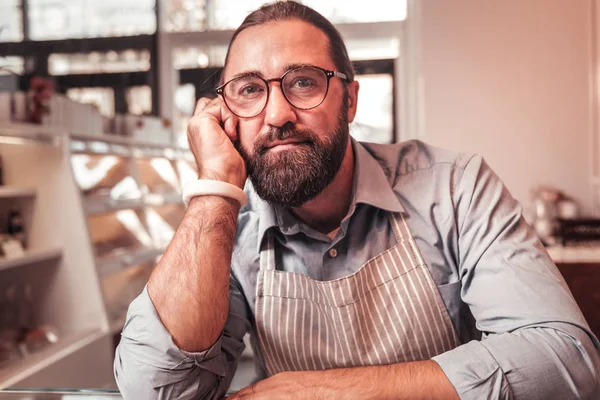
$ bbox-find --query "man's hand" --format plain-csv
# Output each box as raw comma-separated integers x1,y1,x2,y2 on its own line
225,372,326,400
226,361,460,400
188,97,247,188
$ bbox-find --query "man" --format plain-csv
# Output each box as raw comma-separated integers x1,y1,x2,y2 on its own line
114,1,600,399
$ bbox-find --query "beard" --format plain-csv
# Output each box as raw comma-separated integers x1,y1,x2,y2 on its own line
237,105,350,208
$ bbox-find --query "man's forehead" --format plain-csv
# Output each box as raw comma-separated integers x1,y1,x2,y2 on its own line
224,19,334,80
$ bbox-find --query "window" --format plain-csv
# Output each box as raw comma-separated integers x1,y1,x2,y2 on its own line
302,0,407,23
0,56,25,76
0,0,23,42
204,0,406,30
66,87,116,118
173,46,227,69
126,85,153,115
174,84,195,147
49,50,151,76
28,0,156,40
346,38,400,61
207,0,266,30
164,0,206,32
351,74,394,144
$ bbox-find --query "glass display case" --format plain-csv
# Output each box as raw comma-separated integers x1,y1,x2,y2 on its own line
68,136,189,337
101,262,154,331
175,158,198,188
71,153,141,200
145,204,185,249
135,157,180,195
87,209,151,261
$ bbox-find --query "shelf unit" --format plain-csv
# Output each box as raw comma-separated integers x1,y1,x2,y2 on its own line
0,124,113,389
0,123,191,390
0,329,106,389
0,123,64,147
0,187,37,199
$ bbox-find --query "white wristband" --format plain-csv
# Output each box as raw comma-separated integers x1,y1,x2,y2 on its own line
182,179,248,207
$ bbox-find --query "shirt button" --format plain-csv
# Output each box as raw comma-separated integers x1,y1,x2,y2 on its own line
328,248,338,258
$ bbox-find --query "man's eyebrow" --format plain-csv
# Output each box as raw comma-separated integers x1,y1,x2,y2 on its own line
231,70,263,80
230,63,317,80
281,63,315,72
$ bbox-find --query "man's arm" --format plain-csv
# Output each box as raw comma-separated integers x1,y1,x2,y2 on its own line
231,154,600,400
228,360,459,399
148,195,239,351
431,154,600,399
147,95,246,352
114,275,250,400
114,96,249,399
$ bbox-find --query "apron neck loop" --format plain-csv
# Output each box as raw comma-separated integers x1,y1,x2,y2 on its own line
387,212,406,244
259,230,277,271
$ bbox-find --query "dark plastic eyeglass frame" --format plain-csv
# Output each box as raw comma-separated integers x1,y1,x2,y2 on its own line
215,65,349,118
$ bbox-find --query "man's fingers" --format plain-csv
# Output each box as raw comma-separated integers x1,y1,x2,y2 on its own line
193,97,214,116
191,97,239,140
225,382,259,399
192,104,239,142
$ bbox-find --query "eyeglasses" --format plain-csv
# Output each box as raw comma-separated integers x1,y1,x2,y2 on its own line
215,65,349,118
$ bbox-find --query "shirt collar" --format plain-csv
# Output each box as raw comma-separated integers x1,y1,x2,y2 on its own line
351,138,404,213
255,138,404,251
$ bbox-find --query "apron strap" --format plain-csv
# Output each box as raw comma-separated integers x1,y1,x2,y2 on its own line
259,230,276,271
387,211,405,244
387,211,424,267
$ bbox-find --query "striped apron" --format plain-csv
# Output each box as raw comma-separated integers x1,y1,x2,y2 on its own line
254,211,461,375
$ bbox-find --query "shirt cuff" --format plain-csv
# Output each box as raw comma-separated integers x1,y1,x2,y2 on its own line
432,340,512,400
121,286,228,386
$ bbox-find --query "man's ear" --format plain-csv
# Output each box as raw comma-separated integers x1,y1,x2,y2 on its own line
346,80,360,123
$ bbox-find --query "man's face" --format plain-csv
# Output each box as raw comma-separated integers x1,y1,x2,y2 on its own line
222,19,359,207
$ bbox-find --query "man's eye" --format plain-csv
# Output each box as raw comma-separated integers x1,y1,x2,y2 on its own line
240,85,264,96
291,78,316,89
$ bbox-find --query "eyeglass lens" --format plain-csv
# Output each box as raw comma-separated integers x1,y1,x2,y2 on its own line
223,67,329,117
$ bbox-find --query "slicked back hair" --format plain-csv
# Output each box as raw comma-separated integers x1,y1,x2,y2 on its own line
221,1,354,84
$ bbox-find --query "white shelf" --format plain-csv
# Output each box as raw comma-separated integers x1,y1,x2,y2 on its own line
0,187,36,199
0,328,106,389
0,248,63,273
0,123,64,147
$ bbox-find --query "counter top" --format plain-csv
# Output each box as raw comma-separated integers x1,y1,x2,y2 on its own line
0,389,122,399
546,245,600,264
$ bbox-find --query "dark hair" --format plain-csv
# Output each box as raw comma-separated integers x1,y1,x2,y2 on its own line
221,1,354,82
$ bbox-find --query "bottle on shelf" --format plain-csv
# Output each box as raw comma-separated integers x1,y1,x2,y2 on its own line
7,208,26,249
0,154,4,186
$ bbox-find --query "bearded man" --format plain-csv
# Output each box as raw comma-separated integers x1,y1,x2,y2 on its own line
114,2,600,399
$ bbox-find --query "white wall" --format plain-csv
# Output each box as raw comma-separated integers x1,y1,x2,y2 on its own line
420,0,594,215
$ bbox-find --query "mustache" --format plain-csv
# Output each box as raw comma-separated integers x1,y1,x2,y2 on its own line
255,122,317,154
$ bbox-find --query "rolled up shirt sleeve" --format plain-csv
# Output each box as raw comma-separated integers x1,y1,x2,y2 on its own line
114,276,251,400
432,155,600,399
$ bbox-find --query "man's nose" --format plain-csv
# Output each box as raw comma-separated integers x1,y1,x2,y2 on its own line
263,83,297,127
